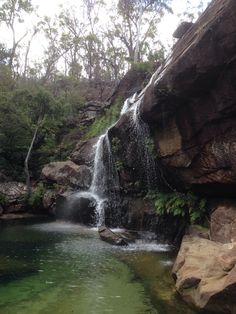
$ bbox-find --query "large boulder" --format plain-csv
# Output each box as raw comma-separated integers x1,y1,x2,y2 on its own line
172,235,236,313
41,161,92,189
55,192,96,225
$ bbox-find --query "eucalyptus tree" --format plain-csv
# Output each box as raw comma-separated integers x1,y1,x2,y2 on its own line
41,16,71,84
0,0,34,71
59,7,86,78
114,0,172,63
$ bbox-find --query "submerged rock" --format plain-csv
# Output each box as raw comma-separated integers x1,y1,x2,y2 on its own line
172,235,236,313
98,226,128,246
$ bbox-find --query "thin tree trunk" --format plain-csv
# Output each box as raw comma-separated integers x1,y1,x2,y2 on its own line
23,29,38,78
24,124,40,196
134,5,143,62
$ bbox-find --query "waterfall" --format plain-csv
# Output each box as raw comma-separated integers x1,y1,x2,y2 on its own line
89,130,119,226
130,98,157,188
73,73,159,226
120,92,137,116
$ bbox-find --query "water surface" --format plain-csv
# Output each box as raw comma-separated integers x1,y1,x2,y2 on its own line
0,220,198,314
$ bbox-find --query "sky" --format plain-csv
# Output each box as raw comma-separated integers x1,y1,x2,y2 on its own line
0,0,210,63
30,0,210,42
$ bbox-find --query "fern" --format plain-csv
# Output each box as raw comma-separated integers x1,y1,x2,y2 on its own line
145,190,207,224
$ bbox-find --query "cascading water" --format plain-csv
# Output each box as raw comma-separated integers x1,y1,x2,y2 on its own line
73,71,161,226
120,92,137,116
89,131,119,226
130,98,157,188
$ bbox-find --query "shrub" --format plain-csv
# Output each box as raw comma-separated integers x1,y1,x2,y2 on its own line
145,190,207,224
27,183,45,208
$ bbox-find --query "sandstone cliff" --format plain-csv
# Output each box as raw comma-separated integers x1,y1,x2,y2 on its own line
111,0,236,197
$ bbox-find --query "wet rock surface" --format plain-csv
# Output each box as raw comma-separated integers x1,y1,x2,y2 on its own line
55,193,96,225
98,226,128,246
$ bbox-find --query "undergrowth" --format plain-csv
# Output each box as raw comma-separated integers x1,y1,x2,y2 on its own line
27,183,45,208
145,190,207,224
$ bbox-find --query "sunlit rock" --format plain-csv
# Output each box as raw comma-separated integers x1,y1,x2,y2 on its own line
172,235,236,313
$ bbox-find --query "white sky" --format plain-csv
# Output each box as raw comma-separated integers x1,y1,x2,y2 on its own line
0,0,210,63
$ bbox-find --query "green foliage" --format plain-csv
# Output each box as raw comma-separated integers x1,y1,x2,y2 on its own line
0,193,7,206
27,183,45,207
111,137,121,154
54,139,77,161
0,86,71,179
146,190,207,224
115,160,124,171
86,98,123,138
131,61,154,74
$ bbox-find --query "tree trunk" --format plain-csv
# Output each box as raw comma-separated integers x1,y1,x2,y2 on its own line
23,29,38,78
134,5,144,62
24,124,40,196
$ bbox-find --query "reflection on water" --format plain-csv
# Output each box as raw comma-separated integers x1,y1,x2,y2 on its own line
0,220,197,314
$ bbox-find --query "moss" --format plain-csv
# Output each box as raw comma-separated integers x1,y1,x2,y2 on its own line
86,97,123,138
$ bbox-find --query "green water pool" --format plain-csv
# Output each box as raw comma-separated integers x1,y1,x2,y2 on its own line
0,219,198,314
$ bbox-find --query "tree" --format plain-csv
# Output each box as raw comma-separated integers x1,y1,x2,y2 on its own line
0,0,34,71
58,7,85,78
116,0,172,63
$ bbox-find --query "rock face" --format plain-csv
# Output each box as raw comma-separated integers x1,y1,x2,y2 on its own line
41,161,92,189
70,137,98,166
79,101,106,126
172,22,194,39
210,201,236,243
108,65,158,105
110,0,236,197
172,235,236,313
